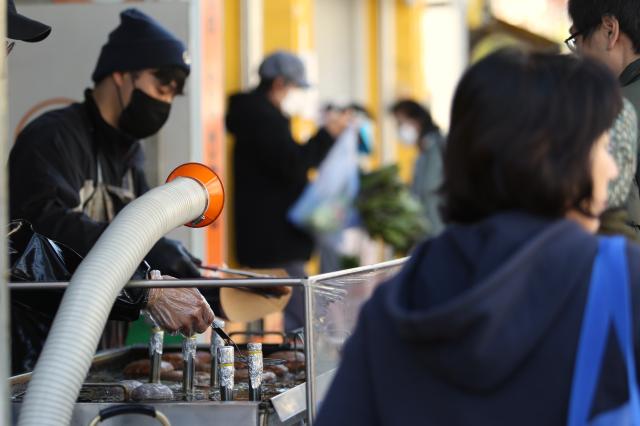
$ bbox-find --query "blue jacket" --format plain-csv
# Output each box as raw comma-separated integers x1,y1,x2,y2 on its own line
316,212,640,426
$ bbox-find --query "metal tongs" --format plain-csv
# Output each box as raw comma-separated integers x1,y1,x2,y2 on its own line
211,324,286,366
198,264,274,279
196,262,291,299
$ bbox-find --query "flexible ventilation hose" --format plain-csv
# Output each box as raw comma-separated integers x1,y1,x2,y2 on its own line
18,176,210,426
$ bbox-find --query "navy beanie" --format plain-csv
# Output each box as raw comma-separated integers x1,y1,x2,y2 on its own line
92,8,190,83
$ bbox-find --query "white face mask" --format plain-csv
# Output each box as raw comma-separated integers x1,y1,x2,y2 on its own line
398,123,418,146
281,88,304,117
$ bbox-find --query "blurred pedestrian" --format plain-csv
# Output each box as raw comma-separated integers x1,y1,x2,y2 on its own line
226,51,350,329
317,50,633,426
568,0,640,238
391,100,445,237
599,98,639,240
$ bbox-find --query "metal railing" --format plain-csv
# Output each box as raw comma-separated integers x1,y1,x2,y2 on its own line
8,279,303,290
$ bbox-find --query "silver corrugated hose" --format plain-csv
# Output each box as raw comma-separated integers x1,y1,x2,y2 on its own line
18,177,208,426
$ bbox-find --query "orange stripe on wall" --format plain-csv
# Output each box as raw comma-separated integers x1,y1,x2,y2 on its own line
201,0,226,265
224,0,241,267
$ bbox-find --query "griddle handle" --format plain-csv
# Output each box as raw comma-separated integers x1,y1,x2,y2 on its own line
89,404,171,426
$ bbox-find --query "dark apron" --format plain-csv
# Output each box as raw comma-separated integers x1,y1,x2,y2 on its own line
75,156,137,348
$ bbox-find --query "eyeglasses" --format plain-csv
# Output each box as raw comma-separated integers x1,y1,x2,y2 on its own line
6,41,15,55
564,31,582,53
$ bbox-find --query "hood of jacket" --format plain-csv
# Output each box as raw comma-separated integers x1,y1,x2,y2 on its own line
382,212,597,391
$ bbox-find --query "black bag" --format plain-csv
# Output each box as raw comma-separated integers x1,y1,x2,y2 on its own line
9,221,83,374
8,220,149,374
9,220,82,282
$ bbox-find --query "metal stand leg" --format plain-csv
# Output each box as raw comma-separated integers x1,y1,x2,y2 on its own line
303,279,316,425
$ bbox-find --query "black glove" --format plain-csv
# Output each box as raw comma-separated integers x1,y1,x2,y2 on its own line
145,238,202,279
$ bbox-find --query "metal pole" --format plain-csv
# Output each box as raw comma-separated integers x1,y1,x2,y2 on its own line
182,335,197,400
307,257,407,282
210,319,225,392
218,346,234,401
246,342,263,401
8,278,304,290
0,0,10,422
149,328,164,384
303,278,316,425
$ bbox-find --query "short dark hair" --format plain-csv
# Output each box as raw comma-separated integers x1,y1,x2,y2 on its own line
568,0,640,53
441,49,622,224
390,100,438,135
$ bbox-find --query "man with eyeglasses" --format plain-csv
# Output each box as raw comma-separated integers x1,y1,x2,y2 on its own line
6,0,51,53
566,1,640,88
567,0,640,240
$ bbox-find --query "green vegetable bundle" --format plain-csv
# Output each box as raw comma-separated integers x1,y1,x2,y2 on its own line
356,164,429,254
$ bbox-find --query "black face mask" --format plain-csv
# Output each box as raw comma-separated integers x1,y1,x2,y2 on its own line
118,88,172,139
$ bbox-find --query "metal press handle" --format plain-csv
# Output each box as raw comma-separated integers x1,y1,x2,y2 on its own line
88,404,171,426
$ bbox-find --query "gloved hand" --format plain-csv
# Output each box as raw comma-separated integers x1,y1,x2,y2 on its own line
145,238,201,278
146,286,215,336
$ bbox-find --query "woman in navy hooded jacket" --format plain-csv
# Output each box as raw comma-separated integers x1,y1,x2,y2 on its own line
316,49,639,426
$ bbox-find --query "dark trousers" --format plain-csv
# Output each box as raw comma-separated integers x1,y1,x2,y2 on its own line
274,261,306,331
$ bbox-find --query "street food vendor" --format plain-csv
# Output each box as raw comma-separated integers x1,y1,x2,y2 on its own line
10,8,200,278
8,9,289,373
8,9,218,373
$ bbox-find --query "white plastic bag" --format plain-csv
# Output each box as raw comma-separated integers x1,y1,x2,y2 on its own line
288,126,360,242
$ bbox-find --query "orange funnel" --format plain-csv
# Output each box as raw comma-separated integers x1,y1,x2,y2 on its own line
166,163,225,228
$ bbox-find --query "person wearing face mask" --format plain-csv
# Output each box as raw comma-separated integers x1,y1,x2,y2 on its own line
10,8,198,276
226,51,351,330
391,100,445,237
8,9,216,357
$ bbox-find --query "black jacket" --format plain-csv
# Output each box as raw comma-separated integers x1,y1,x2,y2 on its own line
8,91,223,375
9,90,149,257
8,91,152,374
317,212,640,426
226,89,334,266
